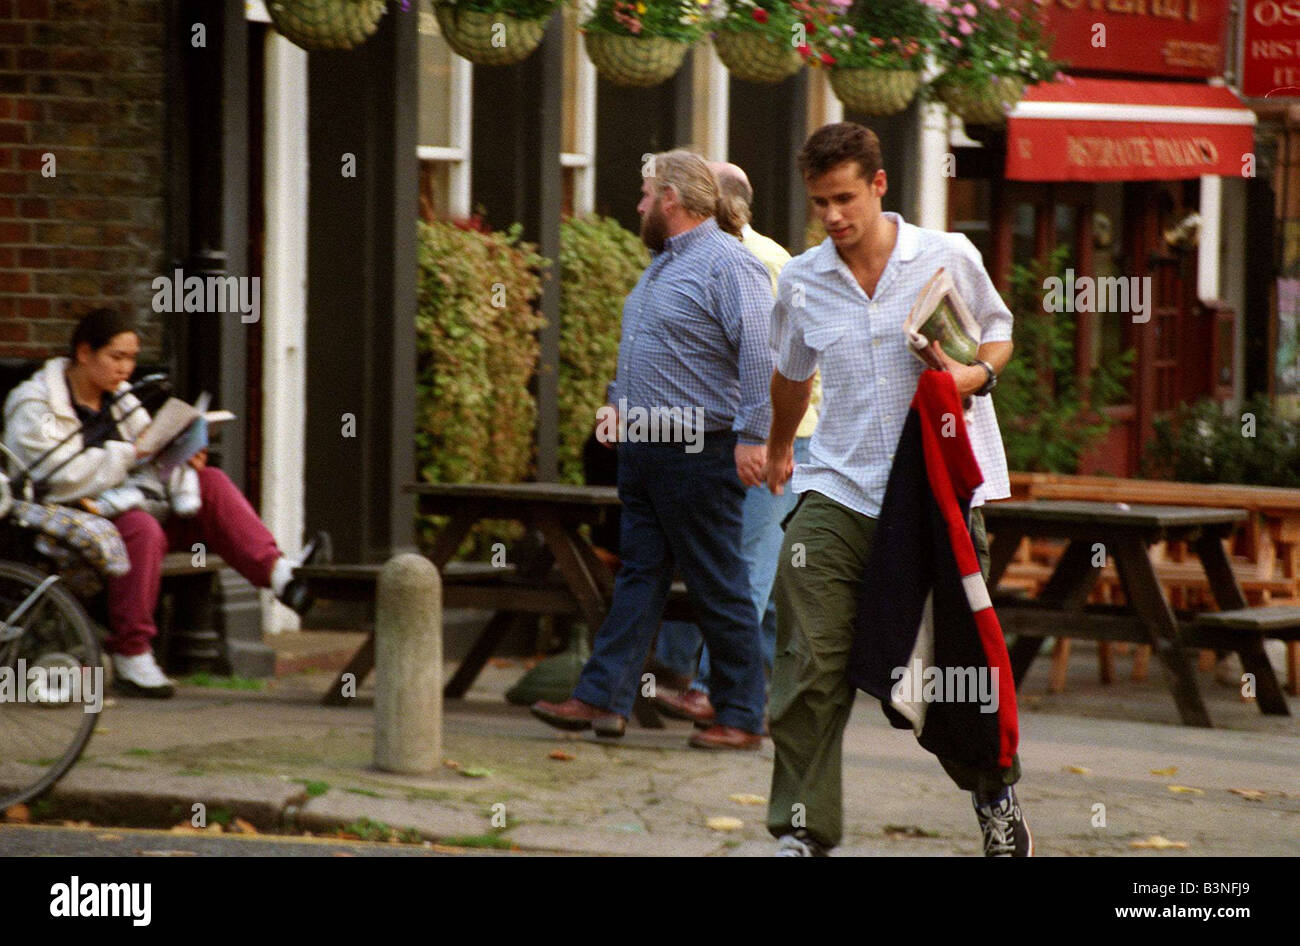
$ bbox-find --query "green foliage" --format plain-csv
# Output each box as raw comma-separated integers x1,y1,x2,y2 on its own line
557,215,648,483
180,672,264,691
996,247,1133,472
415,220,548,551
1145,396,1300,487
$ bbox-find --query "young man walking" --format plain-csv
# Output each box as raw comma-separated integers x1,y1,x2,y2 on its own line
764,123,1031,856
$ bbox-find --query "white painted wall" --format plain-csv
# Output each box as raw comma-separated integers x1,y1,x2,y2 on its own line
259,30,309,633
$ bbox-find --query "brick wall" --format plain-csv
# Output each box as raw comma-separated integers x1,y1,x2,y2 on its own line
0,0,166,361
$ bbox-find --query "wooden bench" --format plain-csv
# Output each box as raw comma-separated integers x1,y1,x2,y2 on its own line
1185,606,1300,700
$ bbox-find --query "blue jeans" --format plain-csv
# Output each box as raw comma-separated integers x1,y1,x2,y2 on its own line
655,436,811,695
573,435,766,733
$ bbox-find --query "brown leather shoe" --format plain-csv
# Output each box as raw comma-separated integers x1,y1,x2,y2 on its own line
653,688,717,728
688,724,763,751
530,698,626,738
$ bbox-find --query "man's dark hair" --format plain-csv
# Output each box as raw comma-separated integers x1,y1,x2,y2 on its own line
69,308,137,358
797,122,884,182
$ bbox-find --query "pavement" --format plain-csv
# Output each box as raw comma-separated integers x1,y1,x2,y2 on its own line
3,630,1298,856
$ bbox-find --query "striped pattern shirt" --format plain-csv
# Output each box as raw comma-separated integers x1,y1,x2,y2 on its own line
608,217,774,444
772,213,1013,517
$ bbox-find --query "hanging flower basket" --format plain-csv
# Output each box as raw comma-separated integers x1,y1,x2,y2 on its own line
934,75,1026,127
713,30,803,85
266,0,387,51
829,67,923,117
434,5,552,66
583,32,690,87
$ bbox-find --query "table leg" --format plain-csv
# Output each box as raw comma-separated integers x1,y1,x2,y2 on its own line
443,610,518,699
321,635,375,707
1111,535,1212,728
1194,531,1247,611
1008,636,1046,686
1005,540,1101,688
986,527,1025,590
534,514,610,634
428,512,477,570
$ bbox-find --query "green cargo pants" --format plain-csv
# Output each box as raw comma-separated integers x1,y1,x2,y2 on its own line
765,491,1020,849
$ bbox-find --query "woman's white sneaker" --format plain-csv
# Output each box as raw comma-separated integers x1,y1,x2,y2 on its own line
112,651,175,699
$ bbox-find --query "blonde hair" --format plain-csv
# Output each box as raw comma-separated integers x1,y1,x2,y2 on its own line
648,149,719,221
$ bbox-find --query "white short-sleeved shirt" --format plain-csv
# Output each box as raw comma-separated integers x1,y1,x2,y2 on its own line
771,213,1013,517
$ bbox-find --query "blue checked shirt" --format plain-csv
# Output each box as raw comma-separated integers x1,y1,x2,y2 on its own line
772,213,1013,517
607,217,775,444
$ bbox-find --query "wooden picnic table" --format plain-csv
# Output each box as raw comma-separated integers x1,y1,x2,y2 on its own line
981,500,1290,727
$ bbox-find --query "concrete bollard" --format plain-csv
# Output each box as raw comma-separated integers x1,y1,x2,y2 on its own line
373,553,442,774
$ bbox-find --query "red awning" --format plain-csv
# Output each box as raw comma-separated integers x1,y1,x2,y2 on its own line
1005,78,1257,182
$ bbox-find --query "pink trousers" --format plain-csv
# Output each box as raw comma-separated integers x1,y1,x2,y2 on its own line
104,466,282,657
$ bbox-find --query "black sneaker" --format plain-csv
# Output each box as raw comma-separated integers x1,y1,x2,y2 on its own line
974,787,1033,857
775,830,829,857
277,531,331,616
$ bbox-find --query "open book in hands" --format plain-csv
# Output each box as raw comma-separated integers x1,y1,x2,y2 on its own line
133,393,235,477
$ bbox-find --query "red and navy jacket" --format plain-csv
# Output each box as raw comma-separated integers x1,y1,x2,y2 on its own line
847,370,1018,773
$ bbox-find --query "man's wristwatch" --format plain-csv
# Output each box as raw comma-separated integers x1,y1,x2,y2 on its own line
973,359,997,397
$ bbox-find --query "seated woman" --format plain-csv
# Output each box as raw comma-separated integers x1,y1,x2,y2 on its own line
2,308,324,699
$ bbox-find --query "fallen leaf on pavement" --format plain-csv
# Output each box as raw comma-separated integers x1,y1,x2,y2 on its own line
432,844,467,854
706,816,744,832
1167,785,1204,795
487,657,514,668
96,833,122,842
233,817,258,834
3,804,30,823
1150,766,1178,776
460,767,492,778
443,759,462,770
1130,836,1188,850
1228,788,1267,801
331,852,357,857
206,822,224,832
884,824,940,839
548,749,575,761
169,824,203,834
1063,765,1091,775
729,793,766,806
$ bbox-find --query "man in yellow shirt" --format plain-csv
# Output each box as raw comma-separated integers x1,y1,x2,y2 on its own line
653,162,820,727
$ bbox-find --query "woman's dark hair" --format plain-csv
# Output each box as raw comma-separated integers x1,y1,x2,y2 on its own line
798,122,884,182
69,308,138,359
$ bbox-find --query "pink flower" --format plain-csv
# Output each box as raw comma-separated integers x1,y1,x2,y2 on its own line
958,19,974,33
963,3,977,14
948,35,961,45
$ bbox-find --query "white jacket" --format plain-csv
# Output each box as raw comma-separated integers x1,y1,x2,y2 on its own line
3,357,150,503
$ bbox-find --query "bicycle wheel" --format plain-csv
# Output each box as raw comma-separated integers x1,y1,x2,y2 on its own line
0,561,101,811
